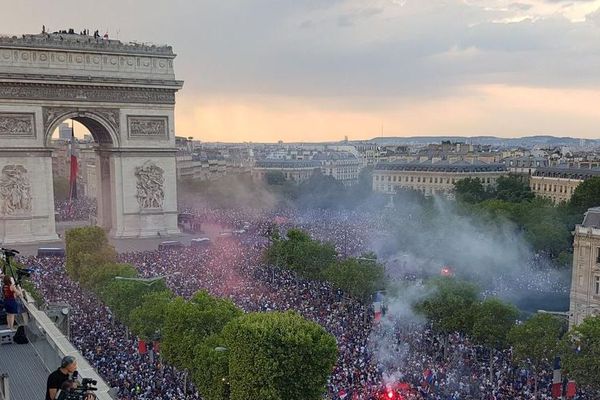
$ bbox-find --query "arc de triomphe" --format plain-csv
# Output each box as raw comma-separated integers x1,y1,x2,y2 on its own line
0,33,183,244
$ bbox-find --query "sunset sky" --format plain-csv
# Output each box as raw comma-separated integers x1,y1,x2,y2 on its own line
4,0,600,142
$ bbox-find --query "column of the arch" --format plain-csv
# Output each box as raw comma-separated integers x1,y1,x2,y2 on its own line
109,148,179,238
95,149,115,232
0,148,59,244
0,105,59,244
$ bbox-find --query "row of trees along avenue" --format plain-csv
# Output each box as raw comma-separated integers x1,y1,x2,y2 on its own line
265,229,600,396
415,277,600,396
454,175,600,267
65,227,338,400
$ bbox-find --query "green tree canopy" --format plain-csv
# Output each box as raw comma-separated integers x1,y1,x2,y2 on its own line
569,176,600,213
192,334,231,400
415,277,480,336
509,313,565,367
295,172,347,209
65,226,117,280
494,175,534,203
265,171,286,186
162,291,242,371
454,177,489,204
98,278,169,327
562,316,600,390
265,228,337,279
129,290,174,341
471,298,519,350
222,311,338,400
322,257,385,303
80,262,137,291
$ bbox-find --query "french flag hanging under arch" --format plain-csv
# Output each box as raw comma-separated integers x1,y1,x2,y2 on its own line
68,125,78,201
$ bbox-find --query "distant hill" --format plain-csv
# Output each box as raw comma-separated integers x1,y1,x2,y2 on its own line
367,135,600,148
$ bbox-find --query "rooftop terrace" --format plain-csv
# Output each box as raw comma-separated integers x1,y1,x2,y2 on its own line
0,33,175,57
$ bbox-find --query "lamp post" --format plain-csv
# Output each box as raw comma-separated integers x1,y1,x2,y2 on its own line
213,347,230,399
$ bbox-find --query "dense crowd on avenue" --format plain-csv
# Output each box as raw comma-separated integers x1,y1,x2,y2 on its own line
54,197,97,222
20,208,593,400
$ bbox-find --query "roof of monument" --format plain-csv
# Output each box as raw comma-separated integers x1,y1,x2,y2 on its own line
0,33,175,57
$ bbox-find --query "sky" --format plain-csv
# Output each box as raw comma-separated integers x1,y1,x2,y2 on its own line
3,0,600,142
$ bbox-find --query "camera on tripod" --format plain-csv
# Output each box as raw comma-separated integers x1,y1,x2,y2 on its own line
1,247,33,286
59,377,98,400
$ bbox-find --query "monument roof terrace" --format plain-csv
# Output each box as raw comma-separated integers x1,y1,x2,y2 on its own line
0,33,175,57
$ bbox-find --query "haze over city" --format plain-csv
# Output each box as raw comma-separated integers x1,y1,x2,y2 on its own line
4,0,600,142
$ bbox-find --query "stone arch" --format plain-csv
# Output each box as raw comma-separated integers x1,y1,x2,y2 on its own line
43,108,120,147
0,33,183,244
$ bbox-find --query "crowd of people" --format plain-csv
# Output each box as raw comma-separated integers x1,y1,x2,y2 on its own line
54,197,97,222
20,207,594,400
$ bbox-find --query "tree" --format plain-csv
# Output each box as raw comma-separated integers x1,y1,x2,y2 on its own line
98,278,168,327
129,290,174,341
494,175,534,203
295,172,347,209
508,313,565,396
415,277,480,336
265,171,286,186
222,311,338,400
81,262,137,291
265,229,337,279
162,291,242,371
569,176,600,213
472,298,519,381
472,298,519,350
192,334,231,400
562,316,600,390
454,177,488,203
322,257,385,303
65,227,117,280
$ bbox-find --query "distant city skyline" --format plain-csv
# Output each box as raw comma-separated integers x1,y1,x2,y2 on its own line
5,0,600,142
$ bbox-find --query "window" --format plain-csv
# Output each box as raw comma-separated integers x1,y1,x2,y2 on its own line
596,248,600,264
375,175,379,181
596,276,600,295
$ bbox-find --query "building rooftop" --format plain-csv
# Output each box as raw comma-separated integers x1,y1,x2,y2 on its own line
532,167,600,180
374,160,507,173
582,207,600,229
312,151,359,161
0,33,174,57
255,159,321,169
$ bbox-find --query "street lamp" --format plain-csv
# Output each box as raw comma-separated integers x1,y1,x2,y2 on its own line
114,272,181,286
